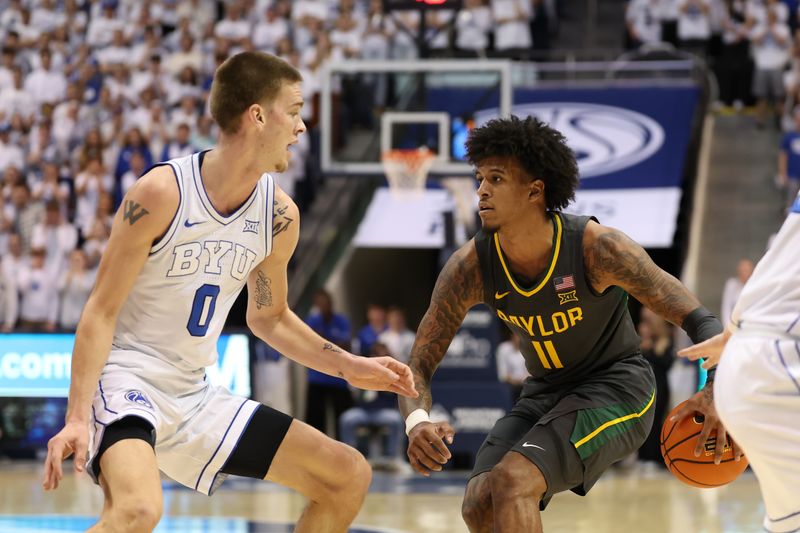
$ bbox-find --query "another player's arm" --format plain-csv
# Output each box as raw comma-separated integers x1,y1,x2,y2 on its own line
399,241,484,476
245,187,416,398
43,166,178,489
583,222,738,462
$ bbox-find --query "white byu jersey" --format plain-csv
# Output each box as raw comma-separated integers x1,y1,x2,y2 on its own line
731,194,800,335
111,151,275,371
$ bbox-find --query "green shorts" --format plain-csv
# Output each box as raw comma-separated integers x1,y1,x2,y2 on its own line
470,354,656,509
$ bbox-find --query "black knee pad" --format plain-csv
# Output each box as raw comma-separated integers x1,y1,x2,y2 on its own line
92,416,156,480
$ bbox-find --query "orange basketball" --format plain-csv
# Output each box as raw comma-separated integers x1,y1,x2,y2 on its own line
660,400,748,488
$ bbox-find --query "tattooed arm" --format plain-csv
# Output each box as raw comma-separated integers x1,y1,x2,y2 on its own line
246,187,416,397
44,165,178,489
582,222,737,463
400,241,484,475
583,221,701,327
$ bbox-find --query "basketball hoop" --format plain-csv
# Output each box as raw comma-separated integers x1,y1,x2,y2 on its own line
381,148,436,199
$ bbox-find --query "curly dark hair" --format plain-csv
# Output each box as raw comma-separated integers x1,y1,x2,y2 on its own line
465,115,579,211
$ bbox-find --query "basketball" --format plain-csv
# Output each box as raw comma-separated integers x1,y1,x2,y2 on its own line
660,400,748,488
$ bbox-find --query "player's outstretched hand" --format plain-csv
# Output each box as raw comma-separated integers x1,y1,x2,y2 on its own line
669,384,745,465
677,328,732,369
407,421,456,477
343,355,418,398
43,421,89,491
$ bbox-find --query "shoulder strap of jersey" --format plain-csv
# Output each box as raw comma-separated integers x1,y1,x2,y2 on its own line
473,229,495,305
149,160,186,256
262,174,275,256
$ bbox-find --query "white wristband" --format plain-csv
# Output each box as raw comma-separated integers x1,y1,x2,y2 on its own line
404,409,431,436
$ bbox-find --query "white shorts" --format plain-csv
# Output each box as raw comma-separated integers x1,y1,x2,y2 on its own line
88,353,259,495
714,334,800,533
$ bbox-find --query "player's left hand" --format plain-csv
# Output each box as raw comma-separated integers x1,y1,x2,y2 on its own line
342,355,418,398
669,383,745,465
677,327,732,369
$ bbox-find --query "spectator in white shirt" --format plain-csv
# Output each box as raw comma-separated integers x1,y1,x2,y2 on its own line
627,0,663,48
377,307,416,364
31,200,77,272
161,123,196,161
168,91,198,129
57,249,96,331
330,10,363,58
496,332,528,402
0,0,25,32
10,182,44,254
389,10,421,59
82,217,110,269
0,123,25,173
0,66,37,125
30,161,70,215
190,115,216,151
11,7,41,49
166,32,203,76
1,233,26,283
214,1,252,47
86,0,125,49
747,0,789,27
23,48,67,107
97,29,130,69
26,121,60,172
456,0,493,56
64,0,89,36
30,0,62,35
74,157,113,238
751,10,791,127
17,247,58,332
130,25,165,70
492,0,532,55
253,4,290,53
720,258,754,325
677,0,713,56
176,0,216,37
119,150,146,199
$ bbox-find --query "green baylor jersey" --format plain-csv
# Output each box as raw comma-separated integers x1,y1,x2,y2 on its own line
474,212,641,384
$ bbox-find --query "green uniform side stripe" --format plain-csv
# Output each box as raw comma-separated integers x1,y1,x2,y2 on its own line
570,389,656,460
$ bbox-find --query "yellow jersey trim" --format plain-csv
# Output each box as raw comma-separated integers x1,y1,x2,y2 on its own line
574,390,656,450
493,213,562,297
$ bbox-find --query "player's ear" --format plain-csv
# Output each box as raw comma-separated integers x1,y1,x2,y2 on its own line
248,103,266,128
528,179,544,201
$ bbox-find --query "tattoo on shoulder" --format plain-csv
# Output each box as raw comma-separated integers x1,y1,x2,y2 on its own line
584,230,697,324
323,342,342,353
273,200,293,238
123,200,149,225
254,270,272,310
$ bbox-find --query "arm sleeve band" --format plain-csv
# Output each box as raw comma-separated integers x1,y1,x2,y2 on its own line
681,306,723,381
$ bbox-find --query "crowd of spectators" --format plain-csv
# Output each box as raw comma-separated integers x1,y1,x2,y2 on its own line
0,0,561,334
626,0,800,127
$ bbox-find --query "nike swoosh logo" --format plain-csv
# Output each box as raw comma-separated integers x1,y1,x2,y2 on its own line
522,443,545,451
495,291,510,300
184,220,204,228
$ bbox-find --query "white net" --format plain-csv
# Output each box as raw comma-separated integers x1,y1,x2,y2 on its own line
381,148,436,199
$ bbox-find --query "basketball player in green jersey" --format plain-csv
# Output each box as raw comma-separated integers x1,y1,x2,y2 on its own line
400,116,739,532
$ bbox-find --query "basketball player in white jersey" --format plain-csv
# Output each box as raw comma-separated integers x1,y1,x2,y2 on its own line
679,194,800,533
41,52,417,533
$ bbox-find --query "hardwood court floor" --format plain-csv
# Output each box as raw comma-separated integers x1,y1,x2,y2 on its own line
0,461,765,532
